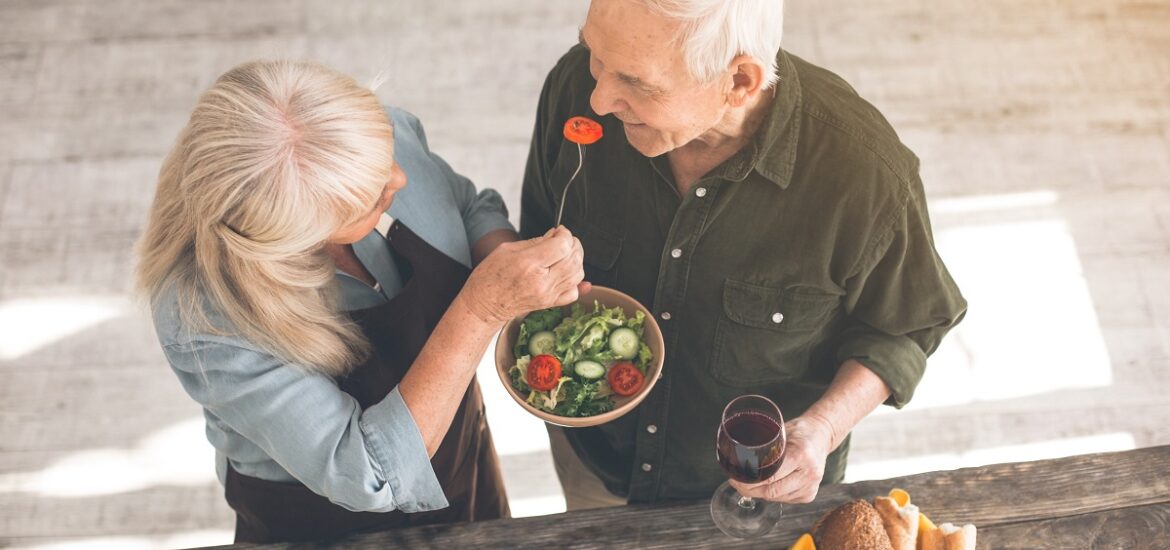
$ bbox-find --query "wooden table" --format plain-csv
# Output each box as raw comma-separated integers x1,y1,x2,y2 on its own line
209,445,1170,549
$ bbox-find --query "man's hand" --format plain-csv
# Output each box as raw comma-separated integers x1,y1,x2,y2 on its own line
728,359,893,503
728,414,835,503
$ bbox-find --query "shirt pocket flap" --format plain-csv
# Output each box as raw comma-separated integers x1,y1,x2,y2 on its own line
722,279,837,331
571,220,622,271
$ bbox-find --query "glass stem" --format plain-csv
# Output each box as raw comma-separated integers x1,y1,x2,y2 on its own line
737,496,756,510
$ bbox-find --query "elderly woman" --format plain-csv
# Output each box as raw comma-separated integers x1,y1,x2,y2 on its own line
136,60,585,543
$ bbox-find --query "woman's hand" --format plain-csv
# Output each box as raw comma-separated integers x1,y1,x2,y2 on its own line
728,414,836,503
459,226,586,325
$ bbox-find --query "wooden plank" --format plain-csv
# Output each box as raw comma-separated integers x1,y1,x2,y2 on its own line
34,36,308,106
0,364,201,452
0,0,304,44
0,162,10,215
203,446,1170,549
0,99,191,163
0,158,160,231
0,484,233,538
0,226,141,295
976,502,1170,550
847,386,1170,463
304,0,586,35
837,446,1170,528
0,44,41,105
0,313,164,372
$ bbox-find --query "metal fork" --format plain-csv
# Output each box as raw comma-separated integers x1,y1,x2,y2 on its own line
554,142,585,227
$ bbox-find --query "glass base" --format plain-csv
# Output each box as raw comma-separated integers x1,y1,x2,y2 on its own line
709,480,784,539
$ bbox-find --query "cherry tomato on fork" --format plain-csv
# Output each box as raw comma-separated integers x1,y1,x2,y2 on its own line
527,354,563,391
563,116,604,145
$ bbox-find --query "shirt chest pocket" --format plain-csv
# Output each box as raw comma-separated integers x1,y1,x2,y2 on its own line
567,218,622,288
709,279,839,387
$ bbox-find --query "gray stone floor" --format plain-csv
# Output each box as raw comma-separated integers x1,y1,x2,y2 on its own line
2,0,1168,548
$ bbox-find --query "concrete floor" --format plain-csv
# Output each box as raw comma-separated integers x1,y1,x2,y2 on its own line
2,0,1169,548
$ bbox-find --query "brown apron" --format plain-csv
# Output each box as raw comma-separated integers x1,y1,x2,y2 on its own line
223,221,509,543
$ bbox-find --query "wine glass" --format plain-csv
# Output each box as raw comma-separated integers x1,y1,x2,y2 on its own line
710,394,787,538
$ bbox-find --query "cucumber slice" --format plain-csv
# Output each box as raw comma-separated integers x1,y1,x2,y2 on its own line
607,327,640,359
528,331,556,356
574,360,606,380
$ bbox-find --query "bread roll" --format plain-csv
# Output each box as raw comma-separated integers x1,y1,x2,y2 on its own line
813,500,894,550
941,523,976,550
920,527,945,550
921,522,977,550
873,496,919,550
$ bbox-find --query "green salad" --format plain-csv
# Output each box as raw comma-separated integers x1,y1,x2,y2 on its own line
508,302,655,417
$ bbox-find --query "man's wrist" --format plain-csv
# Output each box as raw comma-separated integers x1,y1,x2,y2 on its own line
801,410,842,452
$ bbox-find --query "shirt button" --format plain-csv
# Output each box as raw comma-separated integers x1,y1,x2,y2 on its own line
646,424,658,434
772,312,784,324
695,187,707,197
641,463,653,472
670,248,682,259
660,312,672,321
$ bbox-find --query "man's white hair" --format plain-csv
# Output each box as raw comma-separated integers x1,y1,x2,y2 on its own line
640,0,784,88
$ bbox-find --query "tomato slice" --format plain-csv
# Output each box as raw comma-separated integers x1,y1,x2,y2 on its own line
606,361,645,397
527,354,563,391
563,116,604,145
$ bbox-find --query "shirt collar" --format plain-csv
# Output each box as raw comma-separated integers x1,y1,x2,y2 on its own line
713,48,802,189
335,213,401,311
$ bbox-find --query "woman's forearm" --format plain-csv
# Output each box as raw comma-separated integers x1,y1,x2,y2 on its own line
471,229,520,265
397,293,501,456
399,227,581,456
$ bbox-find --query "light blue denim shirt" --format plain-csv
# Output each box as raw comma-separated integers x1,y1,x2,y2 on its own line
151,107,514,513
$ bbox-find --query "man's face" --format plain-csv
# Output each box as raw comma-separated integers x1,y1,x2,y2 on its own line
582,0,732,157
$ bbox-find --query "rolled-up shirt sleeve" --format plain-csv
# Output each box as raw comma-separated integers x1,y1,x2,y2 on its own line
163,338,448,513
395,109,514,245
836,170,967,408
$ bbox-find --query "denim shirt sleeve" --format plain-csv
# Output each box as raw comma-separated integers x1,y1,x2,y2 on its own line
162,337,448,513
390,108,514,246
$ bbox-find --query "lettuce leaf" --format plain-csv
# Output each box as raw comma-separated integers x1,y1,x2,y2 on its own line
514,307,564,357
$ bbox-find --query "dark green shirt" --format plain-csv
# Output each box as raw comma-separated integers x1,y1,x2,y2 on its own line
520,46,967,502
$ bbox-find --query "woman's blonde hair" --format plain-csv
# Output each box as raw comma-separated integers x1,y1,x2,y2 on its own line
136,59,394,376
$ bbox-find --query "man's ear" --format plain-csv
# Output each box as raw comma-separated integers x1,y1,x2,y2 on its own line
727,54,767,107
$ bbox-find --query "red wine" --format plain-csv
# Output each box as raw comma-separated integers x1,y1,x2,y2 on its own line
717,411,784,483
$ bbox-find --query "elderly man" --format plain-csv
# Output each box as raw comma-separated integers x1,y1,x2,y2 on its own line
520,0,967,509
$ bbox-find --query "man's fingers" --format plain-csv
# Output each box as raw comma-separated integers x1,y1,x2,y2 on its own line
771,450,801,481
727,459,808,502
772,469,820,503
727,479,767,499
731,481,787,501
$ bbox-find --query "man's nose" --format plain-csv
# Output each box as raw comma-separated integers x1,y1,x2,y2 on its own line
589,76,621,116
